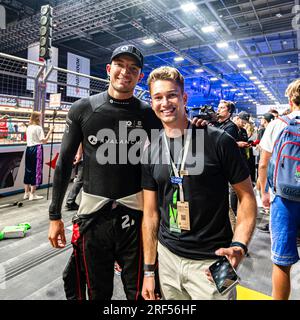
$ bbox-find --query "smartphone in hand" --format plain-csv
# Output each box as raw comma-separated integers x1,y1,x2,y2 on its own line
209,256,239,295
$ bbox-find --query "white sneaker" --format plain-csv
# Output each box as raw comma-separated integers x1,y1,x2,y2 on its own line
23,193,29,200
29,193,44,201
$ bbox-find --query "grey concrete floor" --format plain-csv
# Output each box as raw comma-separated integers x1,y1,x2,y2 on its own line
0,186,126,300
1,186,300,300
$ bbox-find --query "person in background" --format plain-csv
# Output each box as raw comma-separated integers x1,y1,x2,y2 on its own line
24,111,54,201
215,100,239,231
257,113,275,143
268,109,279,119
65,143,83,211
215,100,239,140
231,111,252,215
258,79,300,299
255,113,275,232
244,120,256,183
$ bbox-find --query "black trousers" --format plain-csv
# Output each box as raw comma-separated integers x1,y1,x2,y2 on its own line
66,162,83,205
63,203,144,300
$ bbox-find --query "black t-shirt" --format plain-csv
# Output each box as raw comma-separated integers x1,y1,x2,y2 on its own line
215,118,239,141
237,127,249,159
49,91,162,219
141,125,249,260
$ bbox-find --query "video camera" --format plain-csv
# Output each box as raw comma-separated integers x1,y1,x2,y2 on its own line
188,105,217,123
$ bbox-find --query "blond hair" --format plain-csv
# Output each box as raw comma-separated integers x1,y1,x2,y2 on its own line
147,66,184,93
285,79,300,106
29,111,41,125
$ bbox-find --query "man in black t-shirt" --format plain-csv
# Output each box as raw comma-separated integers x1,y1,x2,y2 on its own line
257,112,275,142
141,67,257,300
215,100,239,140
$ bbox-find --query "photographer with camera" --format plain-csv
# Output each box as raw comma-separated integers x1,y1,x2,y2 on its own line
215,100,239,141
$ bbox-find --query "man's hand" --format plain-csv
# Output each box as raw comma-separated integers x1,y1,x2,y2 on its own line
205,246,244,283
73,153,82,165
142,277,159,300
73,143,83,165
261,192,270,209
237,141,250,148
191,117,208,127
48,219,66,248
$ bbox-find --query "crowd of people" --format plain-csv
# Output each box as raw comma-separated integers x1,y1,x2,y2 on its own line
21,44,299,300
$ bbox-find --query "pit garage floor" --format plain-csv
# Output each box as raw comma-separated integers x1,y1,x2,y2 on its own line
1,186,300,300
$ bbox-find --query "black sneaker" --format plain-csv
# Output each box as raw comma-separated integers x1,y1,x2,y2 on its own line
65,203,79,211
257,223,270,233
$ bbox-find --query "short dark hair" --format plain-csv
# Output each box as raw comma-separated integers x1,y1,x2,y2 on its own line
268,109,279,116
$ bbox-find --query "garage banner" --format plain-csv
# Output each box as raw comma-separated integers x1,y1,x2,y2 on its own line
67,52,90,98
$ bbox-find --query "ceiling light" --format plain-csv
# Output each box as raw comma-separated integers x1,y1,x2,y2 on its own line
230,88,237,92
174,56,184,62
201,25,215,33
237,63,246,68
181,2,197,12
217,42,229,48
258,84,265,88
221,84,229,87
276,13,282,18
249,76,257,80
193,82,197,86
254,81,261,84
244,70,252,74
287,60,291,64
143,38,155,45
195,68,204,73
237,93,244,96
210,77,219,81
228,54,239,60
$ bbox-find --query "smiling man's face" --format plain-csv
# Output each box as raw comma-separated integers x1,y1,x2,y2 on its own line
107,55,143,96
150,79,187,125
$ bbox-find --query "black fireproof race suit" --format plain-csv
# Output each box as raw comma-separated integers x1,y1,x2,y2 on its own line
49,91,161,300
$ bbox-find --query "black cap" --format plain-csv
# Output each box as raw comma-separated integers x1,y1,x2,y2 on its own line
261,112,275,123
110,45,143,69
238,111,250,122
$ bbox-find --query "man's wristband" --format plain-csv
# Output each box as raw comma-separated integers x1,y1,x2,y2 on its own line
230,241,248,255
144,271,155,277
144,264,156,272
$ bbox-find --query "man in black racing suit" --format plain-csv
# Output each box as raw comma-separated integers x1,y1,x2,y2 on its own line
48,45,161,300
